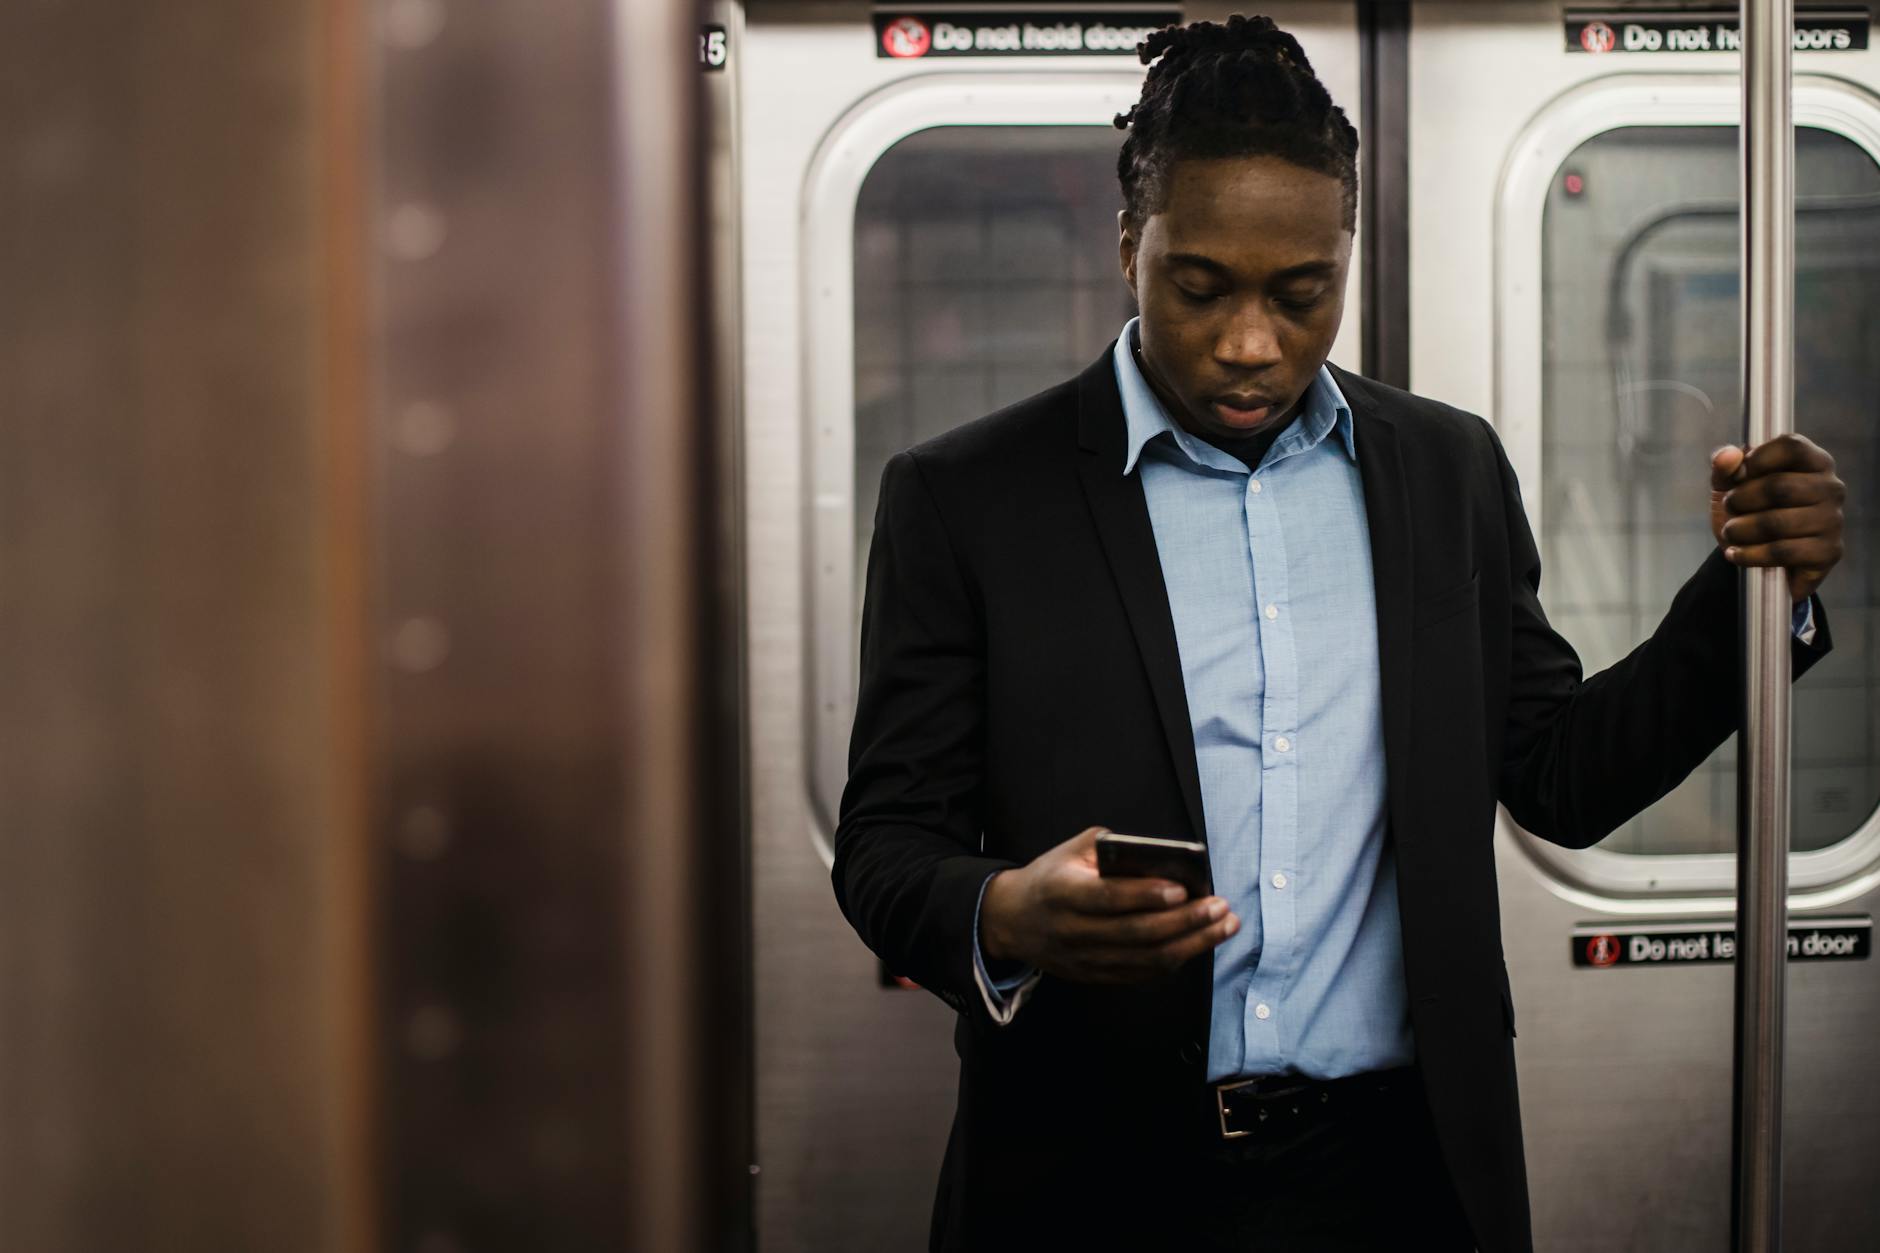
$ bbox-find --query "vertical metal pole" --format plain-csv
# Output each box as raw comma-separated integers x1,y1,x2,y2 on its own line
1357,0,1411,390
1734,2,1795,1251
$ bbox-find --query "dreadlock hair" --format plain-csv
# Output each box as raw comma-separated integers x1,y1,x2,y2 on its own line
1114,15,1360,232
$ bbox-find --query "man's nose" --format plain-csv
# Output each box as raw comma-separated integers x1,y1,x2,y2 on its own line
1214,305,1284,370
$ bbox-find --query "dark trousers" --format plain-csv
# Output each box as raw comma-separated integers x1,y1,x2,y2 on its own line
937,1069,1477,1253
1184,1071,1477,1252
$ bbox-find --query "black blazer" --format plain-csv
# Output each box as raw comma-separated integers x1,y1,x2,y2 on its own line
832,347,1826,1253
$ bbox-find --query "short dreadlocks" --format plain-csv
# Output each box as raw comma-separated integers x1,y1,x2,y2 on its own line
1114,15,1360,231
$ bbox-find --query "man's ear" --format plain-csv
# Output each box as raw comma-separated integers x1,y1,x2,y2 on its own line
1118,209,1138,291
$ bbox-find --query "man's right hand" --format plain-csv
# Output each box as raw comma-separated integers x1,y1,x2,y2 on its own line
978,827,1238,984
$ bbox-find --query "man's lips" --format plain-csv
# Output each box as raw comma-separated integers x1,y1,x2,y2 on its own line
1212,395,1277,424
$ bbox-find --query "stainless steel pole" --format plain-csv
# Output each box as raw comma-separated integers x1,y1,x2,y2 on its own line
1735,2,1795,1251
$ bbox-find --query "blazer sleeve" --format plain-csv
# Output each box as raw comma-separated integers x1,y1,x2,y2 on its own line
1491,429,1831,849
832,450,1018,1018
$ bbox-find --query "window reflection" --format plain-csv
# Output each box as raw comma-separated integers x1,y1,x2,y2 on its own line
1542,126,1880,854
852,126,1136,588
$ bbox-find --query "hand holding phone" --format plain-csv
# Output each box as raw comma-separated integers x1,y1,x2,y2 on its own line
977,827,1237,985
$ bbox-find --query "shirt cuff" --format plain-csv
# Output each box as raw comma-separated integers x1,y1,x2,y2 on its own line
1793,595,1818,647
972,871,1041,1025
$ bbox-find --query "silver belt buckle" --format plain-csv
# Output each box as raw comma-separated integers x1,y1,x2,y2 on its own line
1215,1074,1309,1139
1214,1075,1258,1140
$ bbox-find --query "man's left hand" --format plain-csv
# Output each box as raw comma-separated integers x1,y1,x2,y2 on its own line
1710,435,1846,605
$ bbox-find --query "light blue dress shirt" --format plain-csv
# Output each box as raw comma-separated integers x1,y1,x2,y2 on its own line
1114,319,1411,1082
971,318,1816,1079
971,320,1408,1077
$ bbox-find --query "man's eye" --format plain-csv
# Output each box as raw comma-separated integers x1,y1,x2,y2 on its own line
1175,287,1222,304
1276,293,1325,313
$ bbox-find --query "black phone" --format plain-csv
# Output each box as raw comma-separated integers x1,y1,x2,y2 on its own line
1094,832,1211,901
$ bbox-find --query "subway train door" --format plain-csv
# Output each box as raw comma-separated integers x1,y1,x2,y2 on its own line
734,4,1360,1249
1405,4,1880,1249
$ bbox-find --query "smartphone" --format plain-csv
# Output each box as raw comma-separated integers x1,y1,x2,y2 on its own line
1094,832,1211,901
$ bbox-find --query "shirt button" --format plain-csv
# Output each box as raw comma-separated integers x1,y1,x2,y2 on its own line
1249,479,1262,494
1274,736,1291,753
1272,872,1288,889
1255,1003,1271,1020
1264,604,1279,620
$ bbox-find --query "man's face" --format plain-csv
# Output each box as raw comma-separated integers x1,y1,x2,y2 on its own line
1120,154,1351,439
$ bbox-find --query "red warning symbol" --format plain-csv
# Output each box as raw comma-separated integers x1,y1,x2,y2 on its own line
1580,20,1617,54
1586,933,1621,967
881,16,932,59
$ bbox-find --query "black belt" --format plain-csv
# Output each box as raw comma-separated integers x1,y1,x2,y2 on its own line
1213,1066,1418,1139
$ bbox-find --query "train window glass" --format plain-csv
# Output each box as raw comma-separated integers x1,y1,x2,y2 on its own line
850,126,1134,595
1541,124,1880,856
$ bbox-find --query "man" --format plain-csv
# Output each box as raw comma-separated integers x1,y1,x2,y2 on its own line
832,15,1846,1252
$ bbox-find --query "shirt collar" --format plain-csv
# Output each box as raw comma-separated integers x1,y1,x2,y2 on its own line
1112,317,1357,477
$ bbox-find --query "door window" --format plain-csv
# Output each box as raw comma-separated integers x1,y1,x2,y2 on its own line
851,125,1135,589
1540,124,1880,856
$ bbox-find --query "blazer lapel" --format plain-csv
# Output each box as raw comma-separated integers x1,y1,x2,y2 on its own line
1072,350,1208,844
1333,365,1417,853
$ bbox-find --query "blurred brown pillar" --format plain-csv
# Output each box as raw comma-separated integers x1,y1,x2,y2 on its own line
366,0,741,1245
1,0,741,1247
615,0,748,1248
0,2,374,1251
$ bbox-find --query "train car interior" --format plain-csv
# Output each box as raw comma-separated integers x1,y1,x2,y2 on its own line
2,1,1874,1250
